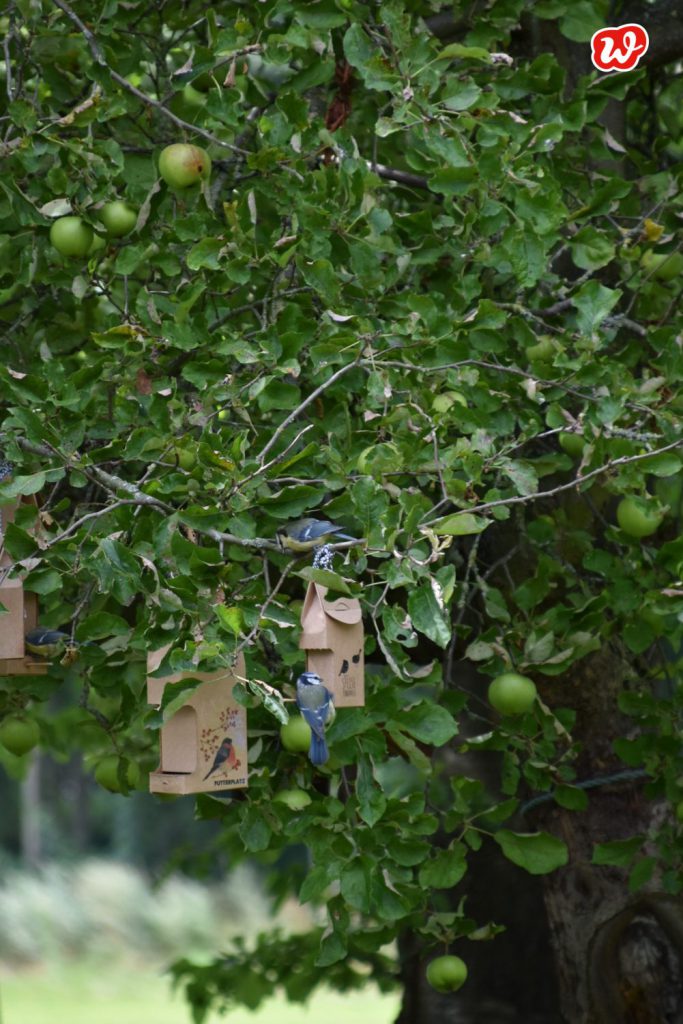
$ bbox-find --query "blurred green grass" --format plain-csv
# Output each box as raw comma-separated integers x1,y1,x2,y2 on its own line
0,963,401,1024
0,863,401,1023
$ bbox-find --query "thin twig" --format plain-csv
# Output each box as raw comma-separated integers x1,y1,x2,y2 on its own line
234,561,298,657
257,357,362,464
372,163,430,190
209,287,311,331
425,438,683,522
230,424,314,497
52,0,251,155
48,500,142,544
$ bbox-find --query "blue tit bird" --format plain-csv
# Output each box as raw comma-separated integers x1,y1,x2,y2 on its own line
277,517,359,553
24,628,71,660
296,671,335,766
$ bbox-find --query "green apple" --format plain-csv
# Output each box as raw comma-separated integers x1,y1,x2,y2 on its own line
426,955,468,993
88,233,107,255
488,672,537,715
279,716,312,753
274,788,312,810
641,250,683,282
158,143,211,188
99,200,138,238
50,216,94,257
170,83,208,119
182,83,207,108
0,715,40,757
183,83,206,106
94,755,141,793
559,432,586,458
616,496,663,538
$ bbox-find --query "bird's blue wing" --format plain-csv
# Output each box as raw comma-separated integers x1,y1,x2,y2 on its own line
300,520,338,542
299,702,326,739
296,681,333,739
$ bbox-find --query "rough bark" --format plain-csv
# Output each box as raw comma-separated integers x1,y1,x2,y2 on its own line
395,645,682,1024
531,647,683,1023
622,0,683,69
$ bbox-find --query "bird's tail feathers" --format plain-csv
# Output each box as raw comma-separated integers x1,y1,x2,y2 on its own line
309,733,329,766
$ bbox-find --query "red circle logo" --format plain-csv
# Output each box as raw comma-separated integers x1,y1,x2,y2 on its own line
590,24,649,72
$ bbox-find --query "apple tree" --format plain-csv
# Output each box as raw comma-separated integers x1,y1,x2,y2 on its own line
1,1,683,1021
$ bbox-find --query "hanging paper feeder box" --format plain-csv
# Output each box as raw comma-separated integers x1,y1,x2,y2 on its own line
147,646,248,795
0,496,47,677
299,582,365,707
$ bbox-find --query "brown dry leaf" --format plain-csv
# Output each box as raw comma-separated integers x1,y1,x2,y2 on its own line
136,368,153,395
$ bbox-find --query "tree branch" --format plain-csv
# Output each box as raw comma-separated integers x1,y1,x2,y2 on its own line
425,438,683,522
52,0,251,154
257,357,362,464
372,163,431,191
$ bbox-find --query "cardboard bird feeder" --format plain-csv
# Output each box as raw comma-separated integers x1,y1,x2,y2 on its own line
299,582,365,707
0,496,47,677
147,646,248,795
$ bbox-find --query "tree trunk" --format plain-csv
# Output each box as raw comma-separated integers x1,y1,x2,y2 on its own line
396,852,562,1023
395,658,562,1023
532,648,683,1023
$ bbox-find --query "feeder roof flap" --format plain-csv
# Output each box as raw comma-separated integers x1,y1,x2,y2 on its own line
301,582,362,626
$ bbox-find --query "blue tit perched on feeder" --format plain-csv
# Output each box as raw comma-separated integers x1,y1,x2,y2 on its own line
277,518,358,553
295,670,335,766
24,628,70,660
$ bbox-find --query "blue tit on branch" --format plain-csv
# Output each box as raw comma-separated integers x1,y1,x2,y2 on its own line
296,671,335,766
277,517,359,553
24,628,71,660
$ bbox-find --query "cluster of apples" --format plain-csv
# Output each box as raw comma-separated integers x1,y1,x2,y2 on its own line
48,142,211,258
50,200,138,257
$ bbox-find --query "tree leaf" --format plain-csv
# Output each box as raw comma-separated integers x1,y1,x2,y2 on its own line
216,605,243,637
418,844,467,888
436,43,491,62
571,280,621,333
78,611,131,640
428,513,490,536
407,584,451,648
494,830,568,874
392,704,458,746
592,836,644,867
